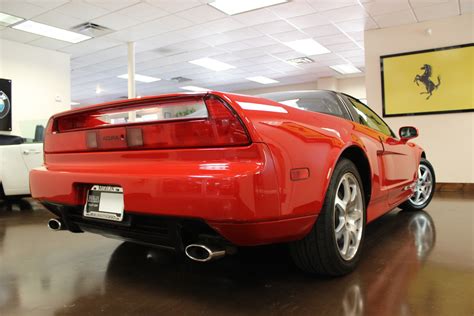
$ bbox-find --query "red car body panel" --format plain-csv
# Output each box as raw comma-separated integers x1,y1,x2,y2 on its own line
30,91,423,246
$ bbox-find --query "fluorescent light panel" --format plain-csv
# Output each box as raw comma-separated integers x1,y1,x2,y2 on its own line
118,74,161,83
189,57,235,71
13,20,90,43
284,39,330,56
70,102,80,106
246,76,279,85
180,86,210,92
209,0,288,15
0,12,23,27
330,64,361,74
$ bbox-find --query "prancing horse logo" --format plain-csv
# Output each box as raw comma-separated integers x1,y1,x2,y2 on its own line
414,64,441,100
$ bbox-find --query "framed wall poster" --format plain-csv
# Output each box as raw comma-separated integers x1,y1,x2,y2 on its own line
381,43,474,117
0,78,12,131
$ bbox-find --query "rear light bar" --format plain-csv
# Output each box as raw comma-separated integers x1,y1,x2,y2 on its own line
46,95,250,152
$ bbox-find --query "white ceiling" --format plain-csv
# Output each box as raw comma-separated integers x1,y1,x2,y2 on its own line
0,0,471,105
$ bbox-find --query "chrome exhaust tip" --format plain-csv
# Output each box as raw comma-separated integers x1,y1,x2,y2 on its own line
47,218,64,231
185,244,226,262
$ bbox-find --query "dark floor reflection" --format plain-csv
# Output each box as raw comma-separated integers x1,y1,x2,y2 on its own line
54,212,436,316
1,194,473,316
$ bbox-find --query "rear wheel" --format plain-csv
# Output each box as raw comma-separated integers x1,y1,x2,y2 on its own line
290,159,366,276
400,158,435,211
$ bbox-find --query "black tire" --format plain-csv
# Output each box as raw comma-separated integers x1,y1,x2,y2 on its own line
290,158,366,276
399,158,435,211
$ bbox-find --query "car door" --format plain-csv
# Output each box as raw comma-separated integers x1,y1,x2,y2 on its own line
343,96,418,206
1,143,43,196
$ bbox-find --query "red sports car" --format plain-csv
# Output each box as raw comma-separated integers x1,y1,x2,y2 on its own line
30,90,435,276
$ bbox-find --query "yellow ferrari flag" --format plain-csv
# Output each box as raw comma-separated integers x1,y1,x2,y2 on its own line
381,44,474,116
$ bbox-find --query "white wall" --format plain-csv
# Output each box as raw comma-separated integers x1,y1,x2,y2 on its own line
365,14,474,183
0,39,70,138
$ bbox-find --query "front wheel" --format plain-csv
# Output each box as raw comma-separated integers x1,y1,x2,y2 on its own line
400,158,435,211
290,159,366,276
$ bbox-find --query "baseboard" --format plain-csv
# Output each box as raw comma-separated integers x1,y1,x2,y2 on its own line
435,183,474,192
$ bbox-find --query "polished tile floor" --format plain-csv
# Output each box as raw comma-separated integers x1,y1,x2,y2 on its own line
0,193,473,316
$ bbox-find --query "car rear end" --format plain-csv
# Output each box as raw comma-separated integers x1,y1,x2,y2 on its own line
31,92,285,253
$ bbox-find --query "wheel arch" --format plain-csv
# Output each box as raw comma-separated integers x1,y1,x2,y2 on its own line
336,145,372,207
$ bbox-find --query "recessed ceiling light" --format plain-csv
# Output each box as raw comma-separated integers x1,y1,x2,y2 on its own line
246,76,279,85
284,39,330,56
117,74,161,83
286,57,314,65
180,86,211,92
209,0,288,15
330,64,361,74
0,12,23,27
189,57,235,71
12,20,91,43
70,102,80,106
96,86,103,94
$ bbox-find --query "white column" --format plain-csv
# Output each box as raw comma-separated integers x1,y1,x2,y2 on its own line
127,41,136,99
127,42,136,122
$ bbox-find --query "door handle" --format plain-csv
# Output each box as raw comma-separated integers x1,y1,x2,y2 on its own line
22,149,41,155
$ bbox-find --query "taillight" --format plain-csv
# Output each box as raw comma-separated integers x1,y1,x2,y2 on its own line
47,95,250,153
204,96,250,146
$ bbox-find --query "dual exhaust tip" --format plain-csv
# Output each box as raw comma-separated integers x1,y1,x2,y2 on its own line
48,218,225,262
185,244,226,262
47,218,64,231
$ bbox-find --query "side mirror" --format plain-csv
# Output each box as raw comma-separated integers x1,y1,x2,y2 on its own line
399,126,418,141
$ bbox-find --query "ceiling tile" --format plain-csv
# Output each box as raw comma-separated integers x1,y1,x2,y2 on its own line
84,0,140,11
413,1,460,21
106,15,193,42
301,24,341,37
0,28,41,43
409,0,452,8
28,37,71,50
362,0,411,15
270,30,309,42
287,12,331,29
26,0,70,10
319,5,368,22
315,34,353,46
115,2,169,20
199,17,245,33
335,17,378,32
232,8,281,26
252,20,296,35
60,38,122,57
33,10,85,29
54,1,109,20
175,4,226,23
306,0,359,12
145,0,202,13
0,1,48,19
268,1,317,19
91,12,141,30
372,10,417,28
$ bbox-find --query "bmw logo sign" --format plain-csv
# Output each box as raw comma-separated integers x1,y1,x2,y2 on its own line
0,90,10,119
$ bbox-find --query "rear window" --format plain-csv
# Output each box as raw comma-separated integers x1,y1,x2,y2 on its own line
259,90,349,119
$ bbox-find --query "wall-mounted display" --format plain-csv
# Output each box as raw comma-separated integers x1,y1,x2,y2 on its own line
381,43,474,117
0,78,12,131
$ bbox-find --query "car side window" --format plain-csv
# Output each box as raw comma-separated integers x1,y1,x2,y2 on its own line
272,91,351,119
346,96,394,137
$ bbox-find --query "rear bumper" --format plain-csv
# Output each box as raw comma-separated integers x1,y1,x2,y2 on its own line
31,143,316,245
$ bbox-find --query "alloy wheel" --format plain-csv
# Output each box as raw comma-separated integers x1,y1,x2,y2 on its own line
409,164,433,206
334,173,364,261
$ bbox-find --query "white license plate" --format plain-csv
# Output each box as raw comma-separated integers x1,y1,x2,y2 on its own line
84,185,124,222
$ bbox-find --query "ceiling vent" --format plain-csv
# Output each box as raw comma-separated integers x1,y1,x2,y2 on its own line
71,22,113,37
287,57,314,65
170,76,192,83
